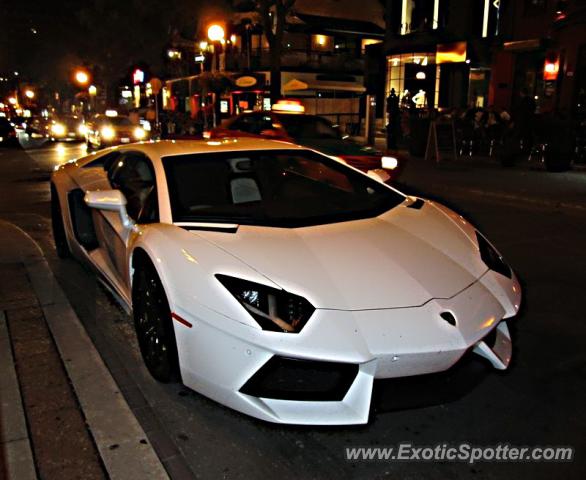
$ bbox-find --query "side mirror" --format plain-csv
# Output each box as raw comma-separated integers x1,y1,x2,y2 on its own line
366,168,391,184
84,189,135,229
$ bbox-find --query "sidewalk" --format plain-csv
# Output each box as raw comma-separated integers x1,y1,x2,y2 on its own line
0,220,169,480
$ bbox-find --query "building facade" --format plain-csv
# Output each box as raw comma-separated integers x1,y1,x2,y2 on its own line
162,0,386,131
490,0,586,116
376,0,499,114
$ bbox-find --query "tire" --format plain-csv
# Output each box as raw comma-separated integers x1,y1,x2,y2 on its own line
51,185,71,258
132,258,180,383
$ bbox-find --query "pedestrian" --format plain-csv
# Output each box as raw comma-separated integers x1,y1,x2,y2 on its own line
514,87,536,153
386,88,400,150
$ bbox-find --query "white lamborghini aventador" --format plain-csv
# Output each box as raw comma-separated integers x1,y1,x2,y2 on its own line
51,138,521,425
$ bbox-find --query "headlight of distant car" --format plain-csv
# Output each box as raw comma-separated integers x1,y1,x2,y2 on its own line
78,124,88,135
133,127,146,140
476,232,512,278
216,274,315,333
101,126,115,140
51,123,66,136
381,156,399,170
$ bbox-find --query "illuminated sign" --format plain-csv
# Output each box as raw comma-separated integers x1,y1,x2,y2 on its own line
436,42,467,64
544,59,560,81
235,76,257,88
194,54,206,63
133,69,145,84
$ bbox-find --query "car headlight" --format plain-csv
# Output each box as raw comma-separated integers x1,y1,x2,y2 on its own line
381,156,398,170
101,126,115,140
216,274,315,333
51,123,66,136
476,232,512,278
133,127,146,140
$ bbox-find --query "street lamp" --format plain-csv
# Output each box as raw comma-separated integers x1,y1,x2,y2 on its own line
207,24,225,72
207,24,225,42
88,85,97,96
74,69,90,86
24,89,35,99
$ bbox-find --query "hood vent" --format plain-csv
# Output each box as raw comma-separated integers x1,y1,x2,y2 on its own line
407,198,425,210
440,311,457,326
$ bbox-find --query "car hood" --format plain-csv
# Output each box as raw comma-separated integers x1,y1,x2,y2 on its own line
194,200,488,310
298,138,379,157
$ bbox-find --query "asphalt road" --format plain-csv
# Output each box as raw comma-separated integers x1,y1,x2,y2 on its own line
1,139,585,479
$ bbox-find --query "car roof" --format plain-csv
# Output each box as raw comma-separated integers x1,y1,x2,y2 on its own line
77,138,307,168
131,138,304,158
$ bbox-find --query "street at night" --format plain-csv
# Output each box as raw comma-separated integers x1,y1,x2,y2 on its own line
1,137,585,479
2,1,586,479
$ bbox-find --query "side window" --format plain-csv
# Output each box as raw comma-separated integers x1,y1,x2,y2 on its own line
107,152,158,223
252,114,275,134
229,114,274,134
83,151,120,169
229,115,256,133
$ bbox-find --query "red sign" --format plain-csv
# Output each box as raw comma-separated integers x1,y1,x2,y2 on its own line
544,59,559,81
133,69,145,84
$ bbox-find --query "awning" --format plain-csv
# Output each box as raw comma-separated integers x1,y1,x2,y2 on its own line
283,78,366,93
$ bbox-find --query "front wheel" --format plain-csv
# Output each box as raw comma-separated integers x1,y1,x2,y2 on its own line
132,259,180,383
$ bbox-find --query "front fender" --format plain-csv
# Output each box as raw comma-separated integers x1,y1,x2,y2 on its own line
129,223,273,331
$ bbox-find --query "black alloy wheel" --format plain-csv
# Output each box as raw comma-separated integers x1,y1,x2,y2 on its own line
132,260,180,383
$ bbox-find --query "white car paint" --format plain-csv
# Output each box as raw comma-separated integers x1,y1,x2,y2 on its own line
51,138,522,425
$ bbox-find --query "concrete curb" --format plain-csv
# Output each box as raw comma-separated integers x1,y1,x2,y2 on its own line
0,311,38,480
0,220,169,480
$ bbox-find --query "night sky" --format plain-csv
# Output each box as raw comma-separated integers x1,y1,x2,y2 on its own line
0,0,230,91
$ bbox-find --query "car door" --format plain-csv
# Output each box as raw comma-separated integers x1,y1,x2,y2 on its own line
97,151,158,291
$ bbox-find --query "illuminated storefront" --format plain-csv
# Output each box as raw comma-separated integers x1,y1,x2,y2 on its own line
385,42,477,111
385,53,439,108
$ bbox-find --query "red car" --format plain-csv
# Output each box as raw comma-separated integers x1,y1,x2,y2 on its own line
209,103,401,177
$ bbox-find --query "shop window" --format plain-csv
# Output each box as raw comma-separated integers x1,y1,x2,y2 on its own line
361,39,382,53
385,53,438,109
401,0,435,34
312,35,333,51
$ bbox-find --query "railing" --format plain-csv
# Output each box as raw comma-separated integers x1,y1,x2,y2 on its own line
318,113,362,136
225,48,364,73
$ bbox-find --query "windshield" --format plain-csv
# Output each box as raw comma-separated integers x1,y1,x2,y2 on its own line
56,116,82,126
276,115,342,140
163,149,404,228
102,117,132,126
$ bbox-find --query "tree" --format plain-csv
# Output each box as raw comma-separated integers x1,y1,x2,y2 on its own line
255,0,296,102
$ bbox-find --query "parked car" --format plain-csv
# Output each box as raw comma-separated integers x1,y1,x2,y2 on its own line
0,117,18,146
51,137,521,425
209,101,401,177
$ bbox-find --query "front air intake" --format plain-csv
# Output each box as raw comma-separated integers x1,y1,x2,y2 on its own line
240,356,358,401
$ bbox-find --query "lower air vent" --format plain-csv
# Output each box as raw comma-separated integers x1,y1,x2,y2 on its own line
240,356,358,401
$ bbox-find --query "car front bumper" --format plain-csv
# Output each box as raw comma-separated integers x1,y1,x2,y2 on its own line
173,269,521,425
